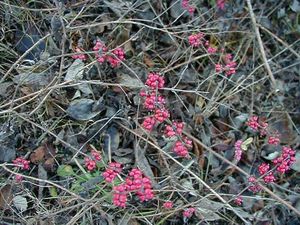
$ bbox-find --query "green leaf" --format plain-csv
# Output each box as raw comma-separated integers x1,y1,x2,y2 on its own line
241,137,253,151
57,165,74,177
49,187,58,197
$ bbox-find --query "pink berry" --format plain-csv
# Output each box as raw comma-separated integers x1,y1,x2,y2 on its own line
207,46,217,54
145,73,165,89
183,207,195,218
273,146,296,174
113,184,128,208
163,201,173,209
247,116,259,131
268,136,280,145
173,137,192,158
154,108,170,122
234,196,243,205
188,33,204,47
263,172,276,183
13,157,30,170
15,174,23,182
142,117,156,131
91,150,101,161
181,0,189,8
188,6,195,14
103,162,122,183
258,163,270,175
125,168,155,202
215,64,223,73
84,157,96,171
248,176,262,192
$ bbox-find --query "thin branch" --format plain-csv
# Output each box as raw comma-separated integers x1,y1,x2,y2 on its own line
246,0,277,89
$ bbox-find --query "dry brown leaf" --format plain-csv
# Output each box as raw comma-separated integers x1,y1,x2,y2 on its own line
30,146,46,164
143,53,154,68
44,158,55,171
30,143,56,165
0,184,13,210
193,142,205,169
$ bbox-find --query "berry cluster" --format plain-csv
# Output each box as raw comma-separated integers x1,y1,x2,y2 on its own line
145,72,165,89
113,184,127,208
140,73,193,158
91,150,102,161
181,0,196,15
163,201,173,209
187,33,236,76
84,158,96,171
246,115,269,136
248,176,262,193
247,115,282,144
273,146,296,174
215,54,237,76
241,115,296,192
93,41,125,67
140,90,166,111
165,122,184,137
188,33,205,47
103,162,122,183
140,73,169,131
71,40,125,68
126,168,154,202
234,196,243,206
268,135,280,145
204,40,218,54
258,162,276,183
84,150,102,172
12,157,30,182
173,137,192,158
234,139,243,162
13,157,30,170
112,168,154,207
183,207,196,218
72,47,87,61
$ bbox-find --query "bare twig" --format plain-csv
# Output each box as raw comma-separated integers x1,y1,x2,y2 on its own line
246,0,277,89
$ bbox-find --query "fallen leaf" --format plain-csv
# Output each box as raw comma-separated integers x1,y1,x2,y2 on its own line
0,184,13,210
13,72,50,86
67,98,101,120
196,208,221,221
13,195,28,211
30,146,46,164
291,152,300,172
270,113,296,144
118,73,143,88
103,125,120,154
64,59,84,82
44,158,55,171
0,82,13,97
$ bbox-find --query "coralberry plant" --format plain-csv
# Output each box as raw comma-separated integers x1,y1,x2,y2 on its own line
71,39,125,68
140,72,193,158
233,115,296,196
